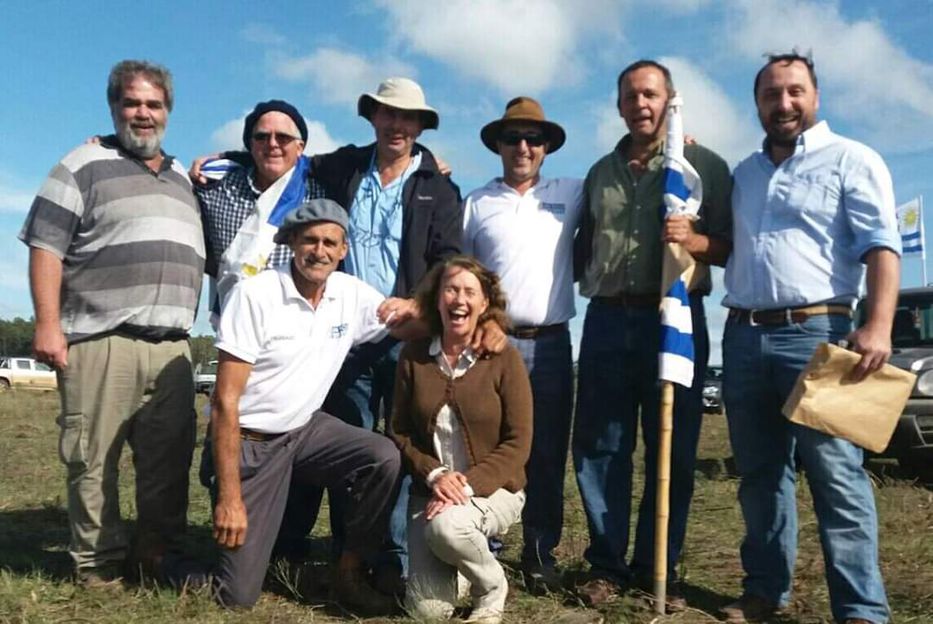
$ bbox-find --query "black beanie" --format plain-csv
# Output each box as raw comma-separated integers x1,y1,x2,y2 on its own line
242,99,308,149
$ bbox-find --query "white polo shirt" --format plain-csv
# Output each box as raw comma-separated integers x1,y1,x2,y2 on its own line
462,177,584,327
216,265,388,433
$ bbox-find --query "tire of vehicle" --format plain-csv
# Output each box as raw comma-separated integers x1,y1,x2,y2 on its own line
0,378,10,392
898,456,933,484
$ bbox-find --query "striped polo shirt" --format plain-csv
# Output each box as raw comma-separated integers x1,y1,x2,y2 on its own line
19,136,205,343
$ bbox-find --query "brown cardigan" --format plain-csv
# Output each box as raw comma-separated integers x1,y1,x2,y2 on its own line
390,337,533,498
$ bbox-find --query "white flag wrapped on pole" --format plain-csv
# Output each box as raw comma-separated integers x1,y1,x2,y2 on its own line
897,197,924,256
658,93,702,388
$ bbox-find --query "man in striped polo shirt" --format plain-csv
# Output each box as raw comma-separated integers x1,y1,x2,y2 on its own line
20,60,205,588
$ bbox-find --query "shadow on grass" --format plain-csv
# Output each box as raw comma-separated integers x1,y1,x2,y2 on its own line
0,505,73,580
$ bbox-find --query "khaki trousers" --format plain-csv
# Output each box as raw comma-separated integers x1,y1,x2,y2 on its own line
406,488,525,619
57,334,195,571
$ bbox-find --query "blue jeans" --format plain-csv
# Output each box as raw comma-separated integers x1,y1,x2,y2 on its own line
572,296,708,581
509,328,574,569
275,337,409,574
722,314,888,623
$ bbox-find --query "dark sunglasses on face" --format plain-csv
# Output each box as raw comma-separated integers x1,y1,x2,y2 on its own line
499,131,546,147
251,131,300,146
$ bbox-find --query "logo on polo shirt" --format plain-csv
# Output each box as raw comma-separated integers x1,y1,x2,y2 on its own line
541,202,565,215
330,323,348,338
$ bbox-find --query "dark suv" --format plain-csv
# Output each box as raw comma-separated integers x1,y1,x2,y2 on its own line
858,287,933,481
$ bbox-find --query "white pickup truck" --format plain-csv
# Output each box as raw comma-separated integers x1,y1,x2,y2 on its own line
0,356,58,391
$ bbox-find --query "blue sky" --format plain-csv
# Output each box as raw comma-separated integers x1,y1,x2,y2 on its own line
2,0,931,363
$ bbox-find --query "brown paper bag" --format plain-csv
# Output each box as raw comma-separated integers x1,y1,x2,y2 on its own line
781,342,916,452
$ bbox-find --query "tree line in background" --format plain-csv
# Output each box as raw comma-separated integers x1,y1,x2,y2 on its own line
0,318,217,366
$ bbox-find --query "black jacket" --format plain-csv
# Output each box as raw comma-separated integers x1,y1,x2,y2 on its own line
311,142,462,297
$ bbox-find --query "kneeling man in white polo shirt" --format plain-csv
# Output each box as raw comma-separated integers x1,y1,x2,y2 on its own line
207,199,422,613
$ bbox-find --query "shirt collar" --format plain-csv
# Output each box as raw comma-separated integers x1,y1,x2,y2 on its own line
277,263,338,307
615,134,666,170
760,120,832,158
100,134,175,172
245,168,263,197
428,336,478,364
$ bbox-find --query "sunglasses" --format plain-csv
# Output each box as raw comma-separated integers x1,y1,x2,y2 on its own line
251,131,300,146
499,131,546,147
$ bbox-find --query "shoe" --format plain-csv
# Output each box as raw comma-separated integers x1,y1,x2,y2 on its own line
632,573,687,612
76,564,123,589
156,552,210,590
331,568,398,616
576,575,622,607
522,562,564,594
372,563,406,598
720,594,778,623
466,576,508,624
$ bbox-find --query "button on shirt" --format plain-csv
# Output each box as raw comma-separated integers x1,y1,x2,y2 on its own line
463,177,583,326
216,266,388,433
425,337,478,495
345,152,422,296
724,121,901,310
578,137,732,297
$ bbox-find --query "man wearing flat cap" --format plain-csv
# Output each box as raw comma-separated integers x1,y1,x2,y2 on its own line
297,77,466,591
462,96,583,594
195,99,325,320
572,59,732,609
206,199,423,612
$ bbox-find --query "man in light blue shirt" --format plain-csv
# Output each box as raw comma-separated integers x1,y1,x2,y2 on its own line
721,53,899,624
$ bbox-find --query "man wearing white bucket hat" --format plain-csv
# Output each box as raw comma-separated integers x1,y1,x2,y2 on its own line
281,77,466,595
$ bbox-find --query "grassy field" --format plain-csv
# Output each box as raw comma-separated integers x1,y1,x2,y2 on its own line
0,391,930,623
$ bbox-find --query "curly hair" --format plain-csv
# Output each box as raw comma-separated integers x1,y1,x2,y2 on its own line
107,59,174,113
414,255,510,337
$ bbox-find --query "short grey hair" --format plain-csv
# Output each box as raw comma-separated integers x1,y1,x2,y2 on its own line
107,59,174,112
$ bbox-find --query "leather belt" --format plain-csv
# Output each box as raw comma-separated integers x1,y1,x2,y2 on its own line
240,428,286,442
728,304,853,326
592,293,661,308
508,322,568,340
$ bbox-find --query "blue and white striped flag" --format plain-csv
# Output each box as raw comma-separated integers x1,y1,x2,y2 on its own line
897,197,924,256
659,94,702,388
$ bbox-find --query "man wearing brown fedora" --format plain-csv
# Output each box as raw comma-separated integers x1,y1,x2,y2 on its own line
572,60,733,609
463,96,584,594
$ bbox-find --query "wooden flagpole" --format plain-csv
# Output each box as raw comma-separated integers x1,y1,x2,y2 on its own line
653,380,674,614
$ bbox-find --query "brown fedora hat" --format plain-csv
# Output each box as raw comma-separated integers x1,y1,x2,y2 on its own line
480,96,566,154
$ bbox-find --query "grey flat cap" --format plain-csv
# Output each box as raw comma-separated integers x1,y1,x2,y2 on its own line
273,199,349,244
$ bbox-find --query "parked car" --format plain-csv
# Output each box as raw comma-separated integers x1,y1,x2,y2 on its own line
858,287,933,481
0,356,57,392
194,360,218,395
702,365,724,414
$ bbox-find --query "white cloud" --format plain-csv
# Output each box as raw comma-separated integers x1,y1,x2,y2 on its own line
240,23,287,47
210,115,342,156
275,47,416,106
660,57,760,166
727,0,933,151
593,58,760,166
652,0,712,12
0,173,35,214
373,0,626,94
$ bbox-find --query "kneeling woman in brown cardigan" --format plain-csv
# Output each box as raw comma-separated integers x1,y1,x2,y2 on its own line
391,256,533,623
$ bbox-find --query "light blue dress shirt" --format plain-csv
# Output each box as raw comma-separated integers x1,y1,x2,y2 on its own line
724,121,900,310
345,152,422,296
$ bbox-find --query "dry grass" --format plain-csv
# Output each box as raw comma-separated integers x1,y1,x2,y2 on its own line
0,392,930,623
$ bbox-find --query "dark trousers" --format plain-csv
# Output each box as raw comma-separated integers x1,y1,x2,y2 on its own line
276,337,409,574
572,296,708,581
205,412,401,608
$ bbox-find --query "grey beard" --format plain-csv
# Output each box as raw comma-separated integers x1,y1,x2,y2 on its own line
116,124,164,159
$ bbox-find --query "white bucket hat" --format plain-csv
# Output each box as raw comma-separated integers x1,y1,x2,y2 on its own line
357,77,439,130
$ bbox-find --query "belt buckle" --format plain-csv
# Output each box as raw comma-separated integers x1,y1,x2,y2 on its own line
748,308,760,327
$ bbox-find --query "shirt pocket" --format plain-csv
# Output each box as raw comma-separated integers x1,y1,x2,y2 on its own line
779,172,841,223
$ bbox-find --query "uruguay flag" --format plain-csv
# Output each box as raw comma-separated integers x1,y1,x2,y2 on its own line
896,197,924,256
658,94,702,388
